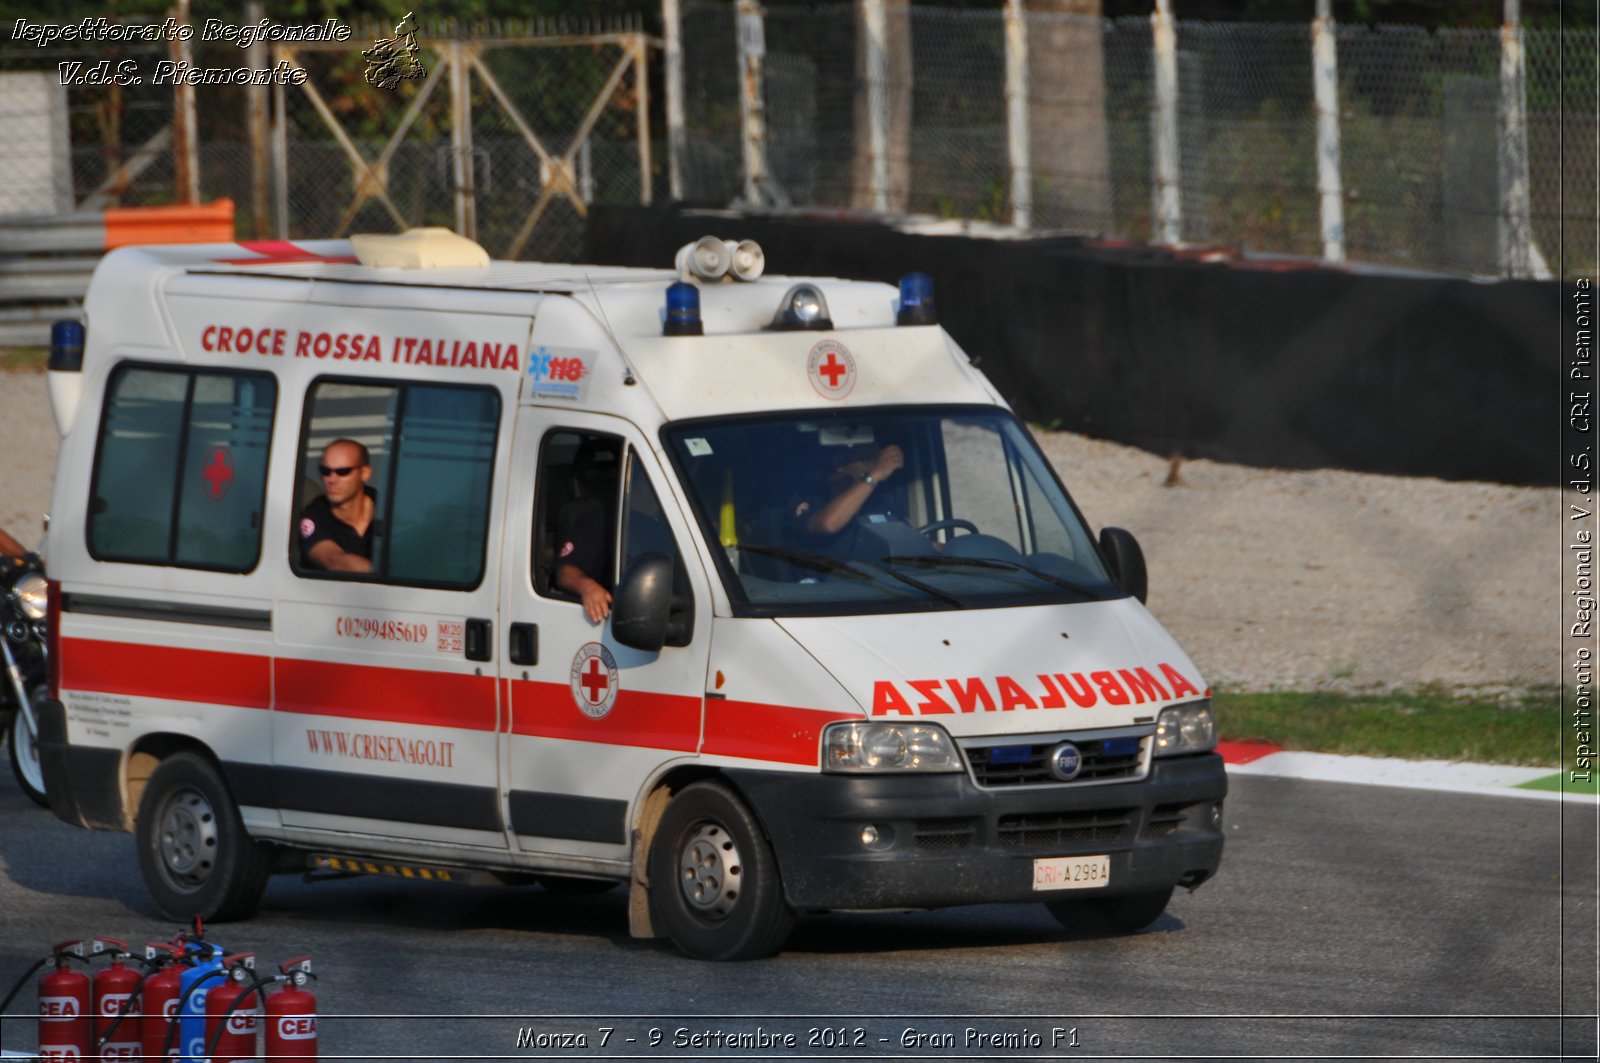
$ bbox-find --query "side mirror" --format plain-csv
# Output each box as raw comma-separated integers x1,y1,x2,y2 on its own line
1098,527,1148,604
611,553,673,652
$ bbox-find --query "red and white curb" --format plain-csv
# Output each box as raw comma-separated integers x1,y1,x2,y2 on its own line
1217,741,1583,802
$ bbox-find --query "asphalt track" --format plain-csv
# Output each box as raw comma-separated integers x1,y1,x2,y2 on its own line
0,760,1594,1061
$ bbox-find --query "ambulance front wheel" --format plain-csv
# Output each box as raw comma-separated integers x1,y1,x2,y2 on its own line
1045,885,1174,936
648,780,794,961
136,751,273,923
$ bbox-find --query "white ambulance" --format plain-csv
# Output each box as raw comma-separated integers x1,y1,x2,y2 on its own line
38,230,1224,960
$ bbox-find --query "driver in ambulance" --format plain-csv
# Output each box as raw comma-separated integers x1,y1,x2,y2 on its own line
786,442,904,554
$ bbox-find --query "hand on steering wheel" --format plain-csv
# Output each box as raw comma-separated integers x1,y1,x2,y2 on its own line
915,518,978,537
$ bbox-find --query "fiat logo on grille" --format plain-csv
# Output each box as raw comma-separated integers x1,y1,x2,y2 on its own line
1049,742,1083,781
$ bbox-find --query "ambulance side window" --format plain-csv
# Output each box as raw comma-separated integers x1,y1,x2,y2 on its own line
296,378,499,588
534,430,621,599
88,364,276,571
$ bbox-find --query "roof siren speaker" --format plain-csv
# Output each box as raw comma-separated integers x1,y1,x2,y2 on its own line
725,239,765,282
675,236,731,283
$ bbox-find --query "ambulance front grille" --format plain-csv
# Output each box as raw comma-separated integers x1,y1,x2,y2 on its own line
1143,803,1189,837
912,818,977,851
997,809,1136,848
961,730,1151,788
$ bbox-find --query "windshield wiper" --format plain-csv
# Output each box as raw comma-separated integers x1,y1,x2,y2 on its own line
882,554,1106,598
854,560,966,608
737,544,873,580
739,545,965,606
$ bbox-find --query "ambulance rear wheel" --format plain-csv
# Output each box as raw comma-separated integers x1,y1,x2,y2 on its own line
136,752,272,922
1045,886,1174,936
649,781,794,961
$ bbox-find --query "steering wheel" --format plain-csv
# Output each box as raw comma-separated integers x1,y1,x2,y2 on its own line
915,518,979,538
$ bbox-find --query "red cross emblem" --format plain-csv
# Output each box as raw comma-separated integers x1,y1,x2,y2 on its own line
201,447,235,500
580,657,609,702
807,340,856,399
569,642,618,719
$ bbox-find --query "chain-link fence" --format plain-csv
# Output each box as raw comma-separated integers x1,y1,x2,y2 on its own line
2,10,1594,277
677,3,1594,279
0,16,657,264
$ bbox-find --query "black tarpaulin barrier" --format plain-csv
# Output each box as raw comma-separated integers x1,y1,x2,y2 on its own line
584,206,1561,486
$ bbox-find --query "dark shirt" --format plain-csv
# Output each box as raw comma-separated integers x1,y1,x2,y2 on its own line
555,496,608,588
783,489,861,557
298,488,376,569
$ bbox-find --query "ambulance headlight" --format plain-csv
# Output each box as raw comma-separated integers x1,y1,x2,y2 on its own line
823,721,961,773
1154,700,1216,756
770,283,833,331
12,572,48,622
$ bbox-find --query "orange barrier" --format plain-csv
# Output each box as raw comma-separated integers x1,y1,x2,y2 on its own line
103,199,235,249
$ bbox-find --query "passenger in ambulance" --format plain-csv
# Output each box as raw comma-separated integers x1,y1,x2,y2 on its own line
555,446,675,625
298,438,378,573
553,439,621,623
784,442,905,556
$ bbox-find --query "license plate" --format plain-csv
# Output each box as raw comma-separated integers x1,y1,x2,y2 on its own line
1032,854,1111,891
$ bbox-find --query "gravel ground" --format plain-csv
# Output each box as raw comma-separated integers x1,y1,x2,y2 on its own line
0,367,1558,694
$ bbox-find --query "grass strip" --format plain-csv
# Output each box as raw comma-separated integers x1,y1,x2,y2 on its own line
1517,772,1600,795
1213,688,1564,768
0,348,48,372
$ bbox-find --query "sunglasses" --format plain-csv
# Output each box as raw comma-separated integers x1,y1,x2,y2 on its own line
319,464,361,478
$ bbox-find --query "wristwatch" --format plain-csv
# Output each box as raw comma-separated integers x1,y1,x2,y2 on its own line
860,473,877,486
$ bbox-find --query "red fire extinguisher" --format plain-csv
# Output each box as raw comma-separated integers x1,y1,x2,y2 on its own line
140,944,186,1063
37,941,91,1063
203,956,259,1063
89,939,140,1063
263,958,316,1063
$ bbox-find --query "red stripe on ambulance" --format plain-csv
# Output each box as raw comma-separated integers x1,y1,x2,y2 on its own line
213,241,359,266
276,659,496,730
61,638,270,709
504,679,699,751
703,700,858,766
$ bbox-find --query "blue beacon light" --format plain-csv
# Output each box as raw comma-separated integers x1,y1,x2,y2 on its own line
663,281,703,336
896,272,937,326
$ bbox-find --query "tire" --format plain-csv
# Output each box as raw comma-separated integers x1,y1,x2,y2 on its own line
648,781,794,961
8,700,47,807
1045,886,1174,936
135,752,272,922
537,874,618,895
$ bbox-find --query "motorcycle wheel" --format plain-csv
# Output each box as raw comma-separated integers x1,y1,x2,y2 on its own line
8,704,47,807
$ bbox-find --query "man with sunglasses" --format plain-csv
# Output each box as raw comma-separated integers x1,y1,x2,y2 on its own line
299,438,377,573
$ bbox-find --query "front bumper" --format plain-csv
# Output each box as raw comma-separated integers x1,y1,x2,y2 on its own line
728,753,1225,911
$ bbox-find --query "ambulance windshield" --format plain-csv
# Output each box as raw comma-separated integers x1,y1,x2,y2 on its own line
663,406,1124,616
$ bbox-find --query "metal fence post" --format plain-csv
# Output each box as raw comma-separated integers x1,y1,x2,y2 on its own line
246,1,269,236
1150,0,1181,244
1312,0,1345,262
635,35,654,206
862,0,890,212
662,0,685,200
271,70,289,238
1497,0,1538,278
736,0,772,206
170,0,200,205
449,41,477,239
1004,0,1032,231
